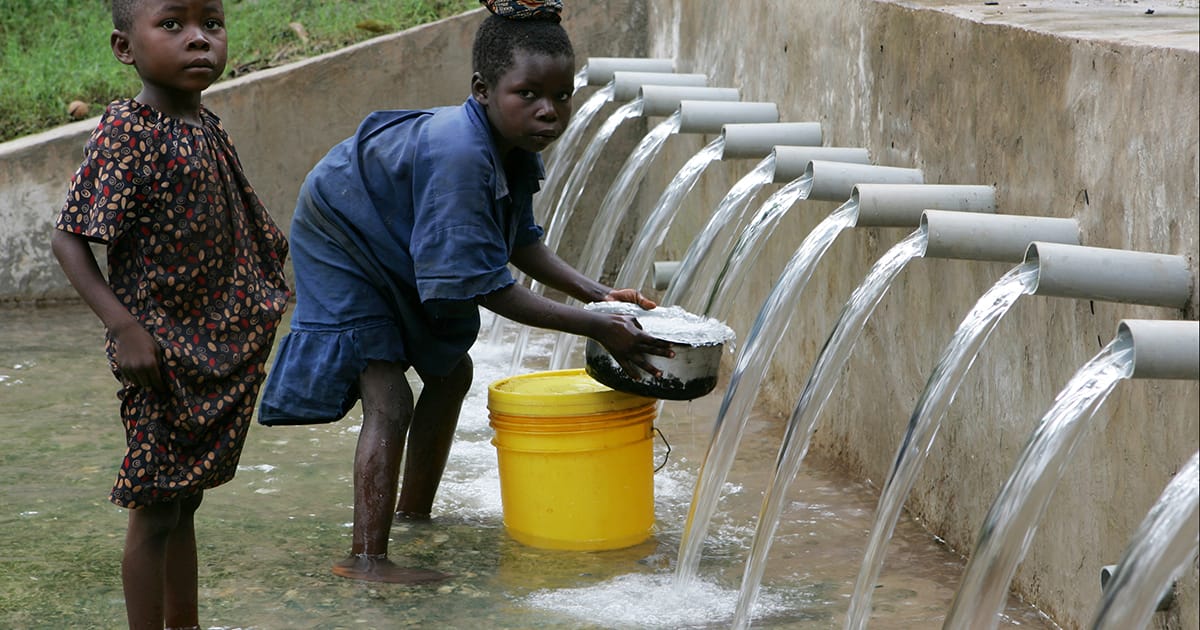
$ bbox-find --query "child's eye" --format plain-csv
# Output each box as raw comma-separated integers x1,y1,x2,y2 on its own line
161,19,181,31
555,92,572,103
517,90,536,100
205,18,225,30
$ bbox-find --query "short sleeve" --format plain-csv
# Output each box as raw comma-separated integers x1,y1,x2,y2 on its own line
56,104,161,245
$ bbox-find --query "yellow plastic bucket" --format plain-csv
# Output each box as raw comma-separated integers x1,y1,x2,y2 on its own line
488,369,657,550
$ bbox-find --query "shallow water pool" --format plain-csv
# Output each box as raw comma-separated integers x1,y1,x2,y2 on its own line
0,304,1057,629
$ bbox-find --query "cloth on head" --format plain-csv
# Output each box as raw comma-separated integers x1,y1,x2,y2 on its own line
479,0,562,20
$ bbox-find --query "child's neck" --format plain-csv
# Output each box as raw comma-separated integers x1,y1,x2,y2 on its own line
135,86,205,126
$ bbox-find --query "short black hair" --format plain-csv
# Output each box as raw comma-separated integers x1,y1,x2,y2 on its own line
111,0,143,31
471,14,574,87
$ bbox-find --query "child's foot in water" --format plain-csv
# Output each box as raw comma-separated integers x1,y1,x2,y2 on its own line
331,554,452,584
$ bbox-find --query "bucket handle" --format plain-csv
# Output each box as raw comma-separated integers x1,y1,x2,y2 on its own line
653,426,671,473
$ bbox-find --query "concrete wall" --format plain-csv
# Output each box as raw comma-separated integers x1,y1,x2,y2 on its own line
0,4,647,302
636,2,1198,629
1,1,1197,628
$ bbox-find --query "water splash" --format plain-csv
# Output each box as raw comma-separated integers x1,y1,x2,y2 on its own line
674,199,861,587
1091,450,1199,630
845,261,1039,629
706,172,813,318
524,572,789,629
548,111,684,370
942,336,1137,629
661,155,777,312
615,135,727,289
731,227,929,629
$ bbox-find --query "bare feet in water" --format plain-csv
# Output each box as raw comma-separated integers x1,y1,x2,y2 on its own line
331,554,452,584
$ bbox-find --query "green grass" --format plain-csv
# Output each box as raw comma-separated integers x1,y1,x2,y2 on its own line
0,0,477,143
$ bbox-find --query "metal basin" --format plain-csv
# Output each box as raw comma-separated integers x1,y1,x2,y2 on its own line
583,303,735,401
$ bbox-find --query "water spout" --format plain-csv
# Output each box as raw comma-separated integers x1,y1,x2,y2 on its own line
1026,242,1194,309
613,71,707,102
641,84,740,116
771,145,871,181
943,319,1199,630
583,56,675,85
721,122,822,159
920,210,1081,262
1092,446,1199,629
849,244,1191,630
677,100,780,134
731,207,1076,628
695,161,922,316
616,122,822,291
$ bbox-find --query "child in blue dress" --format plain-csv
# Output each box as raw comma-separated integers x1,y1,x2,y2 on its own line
52,0,291,627
258,0,673,583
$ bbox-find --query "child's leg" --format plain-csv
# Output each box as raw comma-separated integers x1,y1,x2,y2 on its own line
122,499,182,629
396,355,473,519
332,359,448,584
163,492,203,629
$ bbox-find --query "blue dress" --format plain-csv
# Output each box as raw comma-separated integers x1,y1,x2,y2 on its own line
259,97,544,425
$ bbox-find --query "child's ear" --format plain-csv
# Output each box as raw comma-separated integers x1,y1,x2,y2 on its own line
470,72,489,105
111,29,135,66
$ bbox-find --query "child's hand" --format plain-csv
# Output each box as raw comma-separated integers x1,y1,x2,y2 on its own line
594,314,675,379
110,321,166,392
602,288,657,310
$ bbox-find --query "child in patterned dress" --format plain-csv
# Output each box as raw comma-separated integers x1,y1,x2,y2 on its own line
257,0,673,584
51,0,290,627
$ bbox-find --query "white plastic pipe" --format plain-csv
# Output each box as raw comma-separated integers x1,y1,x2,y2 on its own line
640,85,740,117
921,211,1080,262
652,261,681,291
677,100,779,134
1025,242,1194,309
1116,319,1200,380
612,71,706,102
585,57,674,85
804,160,923,201
854,184,997,228
771,146,871,182
720,122,822,159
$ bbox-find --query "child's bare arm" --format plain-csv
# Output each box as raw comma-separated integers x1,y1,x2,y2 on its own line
478,281,673,377
51,229,165,391
510,241,657,308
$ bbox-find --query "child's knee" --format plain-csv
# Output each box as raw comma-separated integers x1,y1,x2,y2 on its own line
427,352,472,398
440,355,474,397
128,501,183,539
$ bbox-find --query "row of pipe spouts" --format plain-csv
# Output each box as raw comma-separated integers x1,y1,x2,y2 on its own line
502,56,1198,630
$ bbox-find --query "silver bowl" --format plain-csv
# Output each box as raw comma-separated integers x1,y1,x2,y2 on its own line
582,303,735,401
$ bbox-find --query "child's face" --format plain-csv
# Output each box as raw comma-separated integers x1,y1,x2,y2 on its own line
473,49,574,156
112,0,228,97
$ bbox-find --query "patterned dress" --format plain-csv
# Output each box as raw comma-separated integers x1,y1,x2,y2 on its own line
57,99,291,509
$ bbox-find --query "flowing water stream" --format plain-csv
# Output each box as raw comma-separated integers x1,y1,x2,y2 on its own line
661,155,777,312
706,173,813,318
548,112,684,370
941,335,1137,629
731,227,929,628
673,200,860,588
614,136,726,290
845,261,1039,628
1091,450,1199,630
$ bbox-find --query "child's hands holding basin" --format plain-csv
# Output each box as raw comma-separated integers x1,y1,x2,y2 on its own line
595,289,675,378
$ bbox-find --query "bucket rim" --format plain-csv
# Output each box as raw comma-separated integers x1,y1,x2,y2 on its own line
488,368,655,417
